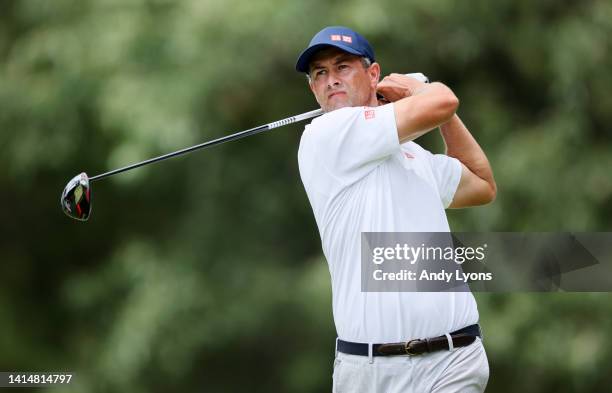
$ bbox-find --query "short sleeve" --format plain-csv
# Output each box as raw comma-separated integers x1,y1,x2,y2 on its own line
429,153,462,208
304,104,399,188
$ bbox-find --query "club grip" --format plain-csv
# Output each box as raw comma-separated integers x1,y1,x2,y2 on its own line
267,108,324,129
405,72,429,83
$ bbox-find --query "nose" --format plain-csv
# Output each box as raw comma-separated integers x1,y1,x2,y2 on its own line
326,72,341,89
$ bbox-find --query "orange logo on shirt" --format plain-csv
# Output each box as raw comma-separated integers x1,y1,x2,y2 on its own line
365,110,375,120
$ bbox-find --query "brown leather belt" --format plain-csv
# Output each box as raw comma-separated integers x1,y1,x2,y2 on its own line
337,324,481,357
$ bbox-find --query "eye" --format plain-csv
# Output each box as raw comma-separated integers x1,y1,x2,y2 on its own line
338,64,349,70
312,69,326,79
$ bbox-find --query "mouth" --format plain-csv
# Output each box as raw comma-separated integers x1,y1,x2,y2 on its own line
328,91,346,100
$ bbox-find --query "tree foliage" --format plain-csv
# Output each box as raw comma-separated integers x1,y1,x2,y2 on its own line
1,0,611,392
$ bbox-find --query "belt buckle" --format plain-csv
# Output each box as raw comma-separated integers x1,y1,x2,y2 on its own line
404,339,421,356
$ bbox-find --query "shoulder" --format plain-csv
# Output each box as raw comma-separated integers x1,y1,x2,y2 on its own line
310,107,363,130
298,122,320,163
299,107,362,149
308,105,395,137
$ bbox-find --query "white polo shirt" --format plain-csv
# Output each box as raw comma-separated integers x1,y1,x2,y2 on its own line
297,104,479,343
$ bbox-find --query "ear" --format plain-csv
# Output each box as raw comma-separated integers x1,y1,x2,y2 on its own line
308,76,323,107
368,62,381,89
308,77,315,94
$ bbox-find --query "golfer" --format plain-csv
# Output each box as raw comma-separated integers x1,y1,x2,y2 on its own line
296,26,496,393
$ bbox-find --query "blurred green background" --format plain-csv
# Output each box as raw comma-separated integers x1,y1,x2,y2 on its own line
1,0,611,392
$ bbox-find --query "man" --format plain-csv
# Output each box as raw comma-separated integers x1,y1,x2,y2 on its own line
295,26,496,393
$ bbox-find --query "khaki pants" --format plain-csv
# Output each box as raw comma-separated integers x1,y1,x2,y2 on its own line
332,337,489,393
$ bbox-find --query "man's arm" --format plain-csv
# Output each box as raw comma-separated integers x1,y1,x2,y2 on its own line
441,115,496,208
377,74,496,208
376,73,459,143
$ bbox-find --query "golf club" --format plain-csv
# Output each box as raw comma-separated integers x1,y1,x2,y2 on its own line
60,73,429,221
60,108,324,221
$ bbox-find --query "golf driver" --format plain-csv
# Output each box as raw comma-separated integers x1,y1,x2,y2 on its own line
61,73,429,221
60,108,324,221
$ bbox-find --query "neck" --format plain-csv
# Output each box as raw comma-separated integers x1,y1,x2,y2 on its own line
369,93,381,107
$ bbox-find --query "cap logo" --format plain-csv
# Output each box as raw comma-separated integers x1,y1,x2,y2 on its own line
342,35,353,43
330,34,341,41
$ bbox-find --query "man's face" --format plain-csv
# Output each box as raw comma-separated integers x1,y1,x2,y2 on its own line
308,47,380,112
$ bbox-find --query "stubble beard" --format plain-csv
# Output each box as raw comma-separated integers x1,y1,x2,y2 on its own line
322,89,370,113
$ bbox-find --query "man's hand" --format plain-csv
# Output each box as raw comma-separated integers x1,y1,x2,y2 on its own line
381,76,459,143
376,73,428,102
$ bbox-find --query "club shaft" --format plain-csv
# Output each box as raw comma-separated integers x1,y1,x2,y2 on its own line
89,108,323,182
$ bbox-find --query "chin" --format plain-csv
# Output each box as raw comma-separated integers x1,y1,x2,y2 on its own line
323,101,351,113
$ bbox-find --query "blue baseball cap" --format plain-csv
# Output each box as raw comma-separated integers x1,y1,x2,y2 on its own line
295,26,375,73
